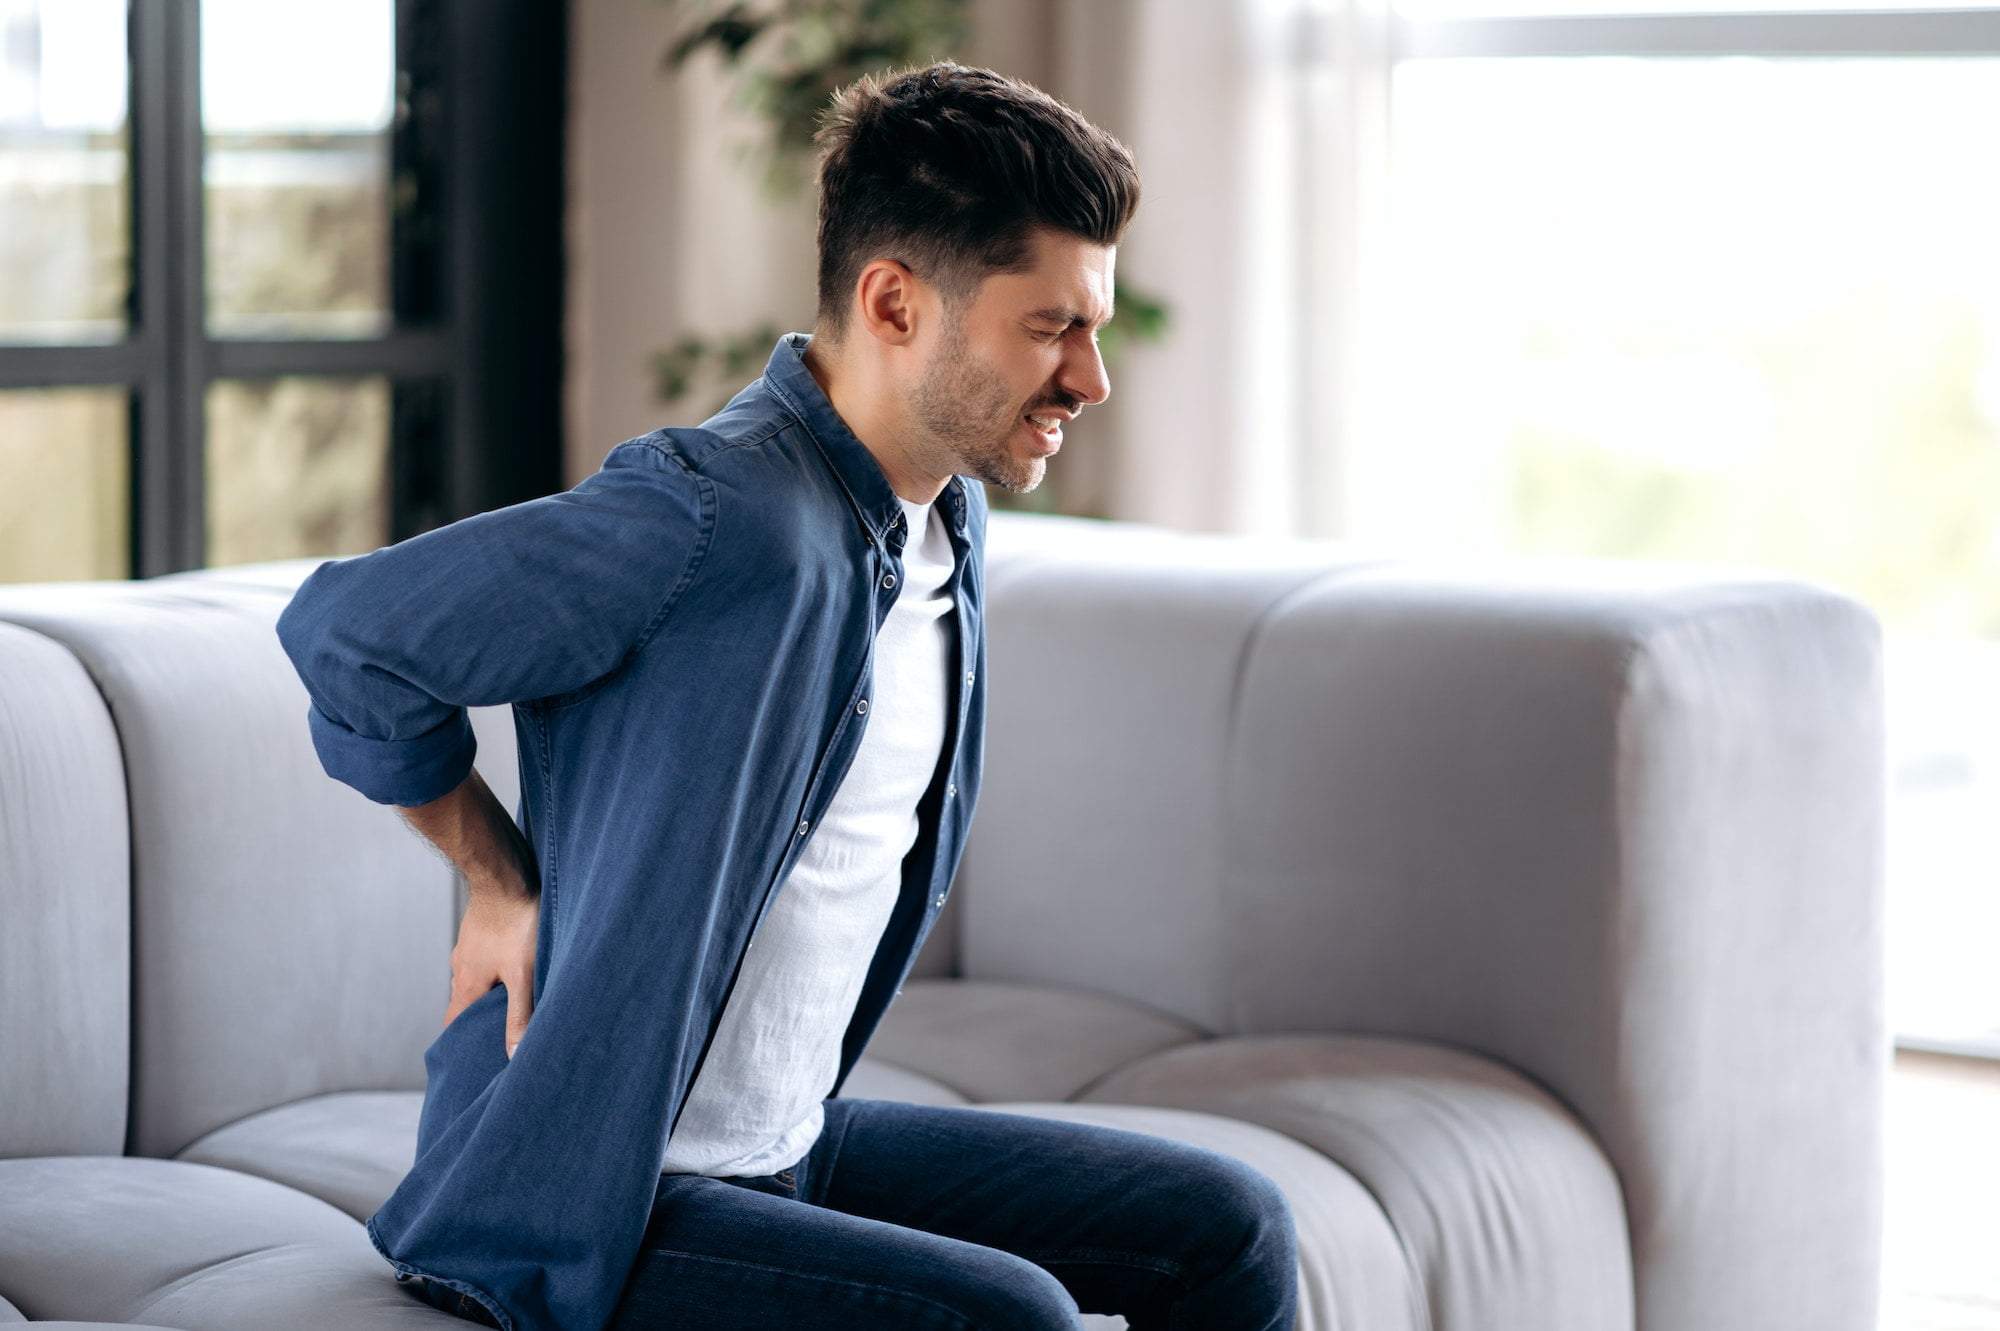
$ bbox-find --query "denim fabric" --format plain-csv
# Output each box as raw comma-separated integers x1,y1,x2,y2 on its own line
617,1099,1298,1329
277,335,987,1331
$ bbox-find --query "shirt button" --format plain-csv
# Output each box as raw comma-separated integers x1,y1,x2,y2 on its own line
934,894,946,907
856,698,869,714
797,819,809,835
947,783,956,798
882,573,897,589
965,671,975,686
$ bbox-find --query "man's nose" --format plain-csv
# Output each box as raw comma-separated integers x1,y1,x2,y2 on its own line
1062,335,1112,407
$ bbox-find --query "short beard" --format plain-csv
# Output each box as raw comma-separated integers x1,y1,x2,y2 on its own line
907,315,1045,494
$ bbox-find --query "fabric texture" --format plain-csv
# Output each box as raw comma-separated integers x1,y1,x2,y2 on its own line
837,1057,974,1107
276,334,989,1331
862,978,1202,1103
957,544,1373,1030
0,1157,454,1329
1082,1035,1634,1330
0,623,129,1159
176,1090,424,1222
664,495,957,1178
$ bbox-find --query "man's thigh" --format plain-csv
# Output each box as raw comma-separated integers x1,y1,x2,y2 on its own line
609,1170,1079,1331
809,1098,1297,1331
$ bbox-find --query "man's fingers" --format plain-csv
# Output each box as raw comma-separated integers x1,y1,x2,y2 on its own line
504,977,533,1058
442,976,483,1030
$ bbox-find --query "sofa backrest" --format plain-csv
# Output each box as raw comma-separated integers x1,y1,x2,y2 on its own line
960,519,1882,1101
0,576,518,1158
0,622,131,1158
953,514,1373,1029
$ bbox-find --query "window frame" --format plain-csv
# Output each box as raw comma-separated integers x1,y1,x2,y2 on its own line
0,0,565,578
1395,5,2000,57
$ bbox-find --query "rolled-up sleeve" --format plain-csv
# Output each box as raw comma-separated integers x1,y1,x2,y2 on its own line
276,438,709,806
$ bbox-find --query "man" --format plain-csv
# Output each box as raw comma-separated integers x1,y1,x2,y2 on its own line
279,63,1297,1331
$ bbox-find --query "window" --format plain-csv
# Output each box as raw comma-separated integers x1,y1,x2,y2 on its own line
1333,3,2000,1066
0,0,564,580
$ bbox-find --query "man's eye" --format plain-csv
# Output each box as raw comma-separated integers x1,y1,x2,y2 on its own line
1032,326,1066,341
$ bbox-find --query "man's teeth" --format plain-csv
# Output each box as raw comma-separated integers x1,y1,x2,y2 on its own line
1027,415,1059,429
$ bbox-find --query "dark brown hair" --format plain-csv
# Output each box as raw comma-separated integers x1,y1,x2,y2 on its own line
813,63,1140,337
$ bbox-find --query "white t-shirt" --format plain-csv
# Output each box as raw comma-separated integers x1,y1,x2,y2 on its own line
660,494,956,1177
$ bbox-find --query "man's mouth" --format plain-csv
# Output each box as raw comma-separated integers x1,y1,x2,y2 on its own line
1023,406,1074,451
1022,412,1065,454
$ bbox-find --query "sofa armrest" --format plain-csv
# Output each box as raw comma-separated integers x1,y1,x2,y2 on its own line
1222,561,1886,1331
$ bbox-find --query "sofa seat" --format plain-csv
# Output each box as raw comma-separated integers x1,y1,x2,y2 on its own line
861,978,1205,1101
3,1294,166,1326
856,982,1637,1331
839,1058,970,1106
1098,1037,1636,1331
176,1092,423,1224
0,1158,451,1329
144,976,1632,1331
0,1317,182,1331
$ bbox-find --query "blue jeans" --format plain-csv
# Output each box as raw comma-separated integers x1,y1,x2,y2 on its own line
413,1098,1298,1330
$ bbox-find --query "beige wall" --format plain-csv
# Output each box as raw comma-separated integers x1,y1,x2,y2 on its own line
564,0,816,484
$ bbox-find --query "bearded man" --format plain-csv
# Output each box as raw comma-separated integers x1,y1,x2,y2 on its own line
279,62,1298,1331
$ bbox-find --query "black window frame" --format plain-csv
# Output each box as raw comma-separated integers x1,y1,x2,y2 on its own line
0,0,566,578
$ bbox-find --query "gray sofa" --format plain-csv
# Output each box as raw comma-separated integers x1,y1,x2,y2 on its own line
0,511,1885,1330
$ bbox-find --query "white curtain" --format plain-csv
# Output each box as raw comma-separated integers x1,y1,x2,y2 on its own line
985,0,1393,537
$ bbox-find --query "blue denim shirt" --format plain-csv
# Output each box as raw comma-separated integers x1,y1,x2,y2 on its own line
276,334,988,1331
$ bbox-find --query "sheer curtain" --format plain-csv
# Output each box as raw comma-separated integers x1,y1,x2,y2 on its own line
988,0,1391,537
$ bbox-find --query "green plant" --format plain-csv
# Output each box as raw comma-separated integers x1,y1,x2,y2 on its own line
665,0,972,193
649,323,784,405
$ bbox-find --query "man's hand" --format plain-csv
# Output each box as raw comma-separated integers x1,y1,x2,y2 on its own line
397,767,542,1057
447,881,540,1056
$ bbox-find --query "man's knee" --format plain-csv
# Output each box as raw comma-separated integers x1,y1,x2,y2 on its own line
937,1245,1080,1331
1185,1149,1300,1290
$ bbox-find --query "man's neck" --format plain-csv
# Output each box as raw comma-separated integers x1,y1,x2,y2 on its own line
801,335,951,506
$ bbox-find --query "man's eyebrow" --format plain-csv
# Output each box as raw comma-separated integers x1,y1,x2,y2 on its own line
1027,304,1114,330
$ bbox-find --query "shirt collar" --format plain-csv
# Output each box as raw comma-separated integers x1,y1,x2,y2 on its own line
762,332,970,544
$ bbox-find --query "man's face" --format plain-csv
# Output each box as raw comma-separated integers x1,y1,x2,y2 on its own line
905,229,1115,494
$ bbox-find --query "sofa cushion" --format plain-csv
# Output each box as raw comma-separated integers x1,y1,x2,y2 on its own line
864,979,1202,1103
0,1157,453,1328
1,1288,186,1328
176,1091,423,1223
839,1058,972,1107
1083,1034,1635,1331
973,1100,1425,1331
0,624,131,1159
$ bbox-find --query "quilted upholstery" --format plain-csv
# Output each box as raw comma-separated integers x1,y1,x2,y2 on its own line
0,1157,453,1328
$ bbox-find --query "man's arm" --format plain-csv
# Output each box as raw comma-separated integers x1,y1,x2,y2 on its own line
274,440,708,1054
275,439,708,809
404,767,541,1055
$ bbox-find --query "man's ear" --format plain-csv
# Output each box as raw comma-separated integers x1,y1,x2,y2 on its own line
853,259,923,347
